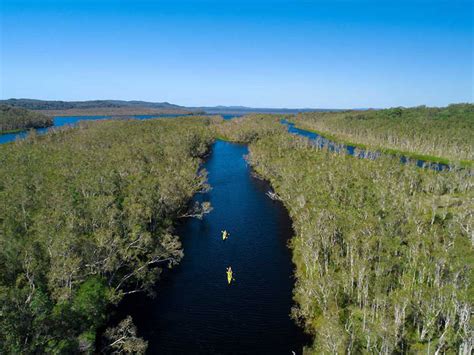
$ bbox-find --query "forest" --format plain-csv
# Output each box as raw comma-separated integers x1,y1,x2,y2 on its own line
0,104,53,133
0,117,213,353
216,115,473,354
292,104,474,166
1,111,472,354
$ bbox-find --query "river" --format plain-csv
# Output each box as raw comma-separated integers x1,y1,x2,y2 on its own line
2,113,308,353
114,140,308,354
3,112,451,353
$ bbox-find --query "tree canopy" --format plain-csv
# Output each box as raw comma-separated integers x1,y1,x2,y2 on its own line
293,104,474,165
0,104,53,133
0,117,213,353
1,111,472,354
216,114,473,353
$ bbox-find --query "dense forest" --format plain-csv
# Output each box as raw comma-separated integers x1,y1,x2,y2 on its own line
292,104,474,166
1,111,472,354
215,113,288,142
0,117,214,353
216,115,473,354
0,104,53,133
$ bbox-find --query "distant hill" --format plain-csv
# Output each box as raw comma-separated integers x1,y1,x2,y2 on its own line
0,99,344,116
0,99,185,111
0,99,195,116
0,104,53,132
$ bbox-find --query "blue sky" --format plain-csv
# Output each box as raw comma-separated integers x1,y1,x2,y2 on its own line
1,0,472,108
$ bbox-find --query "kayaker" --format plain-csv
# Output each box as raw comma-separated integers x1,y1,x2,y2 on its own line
226,266,233,284
222,230,229,240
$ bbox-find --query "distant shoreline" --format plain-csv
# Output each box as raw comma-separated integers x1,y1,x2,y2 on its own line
34,107,194,117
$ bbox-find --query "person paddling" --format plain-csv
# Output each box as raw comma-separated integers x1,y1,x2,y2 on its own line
221,230,229,240
226,266,234,284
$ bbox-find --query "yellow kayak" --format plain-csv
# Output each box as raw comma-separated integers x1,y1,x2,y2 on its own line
226,267,233,284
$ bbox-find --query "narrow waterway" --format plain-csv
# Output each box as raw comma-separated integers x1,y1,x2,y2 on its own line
116,140,308,354
281,119,451,170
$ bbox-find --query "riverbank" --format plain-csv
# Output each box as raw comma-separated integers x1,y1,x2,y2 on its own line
289,120,473,168
0,118,214,354
291,104,474,167
214,115,472,353
0,104,53,134
247,131,472,354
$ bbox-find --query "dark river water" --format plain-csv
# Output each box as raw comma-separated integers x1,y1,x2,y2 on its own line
115,140,308,354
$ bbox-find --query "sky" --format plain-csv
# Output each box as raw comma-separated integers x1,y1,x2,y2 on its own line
0,0,472,108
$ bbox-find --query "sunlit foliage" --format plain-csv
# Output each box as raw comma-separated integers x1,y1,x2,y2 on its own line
0,117,213,353
247,132,473,354
293,104,474,164
2,110,472,354
215,114,287,142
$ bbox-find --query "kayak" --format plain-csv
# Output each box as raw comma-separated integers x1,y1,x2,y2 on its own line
222,230,229,240
226,268,233,284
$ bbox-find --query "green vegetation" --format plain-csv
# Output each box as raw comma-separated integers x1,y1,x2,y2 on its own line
1,111,472,353
214,113,287,142
216,115,473,354
0,117,213,353
292,104,474,166
0,104,53,133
